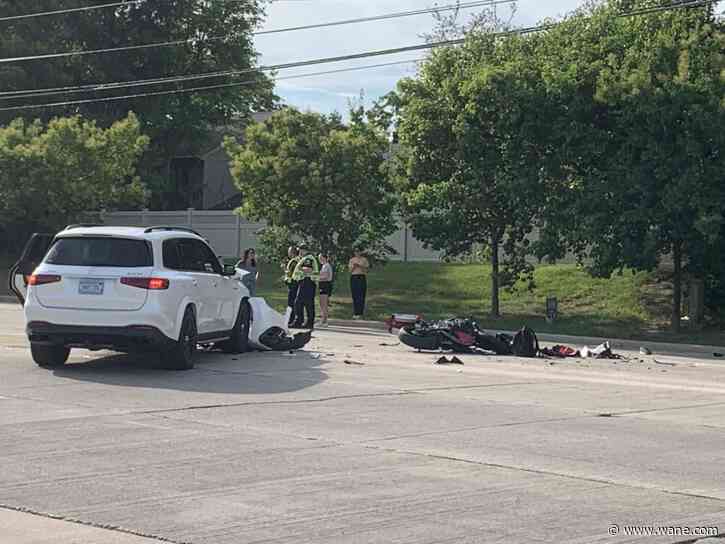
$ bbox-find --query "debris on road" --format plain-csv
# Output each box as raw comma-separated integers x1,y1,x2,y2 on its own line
640,346,653,355
344,359,365,366
714,352,724,358
433,356,464,365
540,345,580,358
654,358,677,367
379,342,400,347
384,313,421,333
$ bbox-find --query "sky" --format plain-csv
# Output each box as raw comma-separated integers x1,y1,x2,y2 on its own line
254,0,724,115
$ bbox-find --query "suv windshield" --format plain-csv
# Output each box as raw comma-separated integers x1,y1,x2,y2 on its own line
44,237,152,267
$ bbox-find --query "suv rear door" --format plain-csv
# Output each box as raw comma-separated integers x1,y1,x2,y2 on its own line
186,239,239,332
33,236,153,311
168,238,222,334
10,233,54,305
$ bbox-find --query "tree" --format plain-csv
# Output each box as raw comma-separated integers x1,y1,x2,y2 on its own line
537,0,725,331
0,113,149,252
394,33,552,317
224,107,398,263
0,0,276,207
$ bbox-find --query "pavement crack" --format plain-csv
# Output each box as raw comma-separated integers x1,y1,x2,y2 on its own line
606,400,725,418
359,443,725,504
401,382,539,393
367,415,588,443
136,390,419,415
0,504,184,543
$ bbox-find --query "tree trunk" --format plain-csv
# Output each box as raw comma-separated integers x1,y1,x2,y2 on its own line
491,235,501,318
671,241,682,333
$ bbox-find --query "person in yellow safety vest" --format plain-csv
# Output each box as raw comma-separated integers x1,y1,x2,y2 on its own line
291,245,320,330
283,246,300,326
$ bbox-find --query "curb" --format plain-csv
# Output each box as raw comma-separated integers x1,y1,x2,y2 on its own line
327,319,725,358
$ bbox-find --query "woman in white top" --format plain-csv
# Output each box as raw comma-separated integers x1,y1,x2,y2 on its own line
318,253,333,327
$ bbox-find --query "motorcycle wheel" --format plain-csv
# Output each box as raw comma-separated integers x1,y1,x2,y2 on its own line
399,328,442,351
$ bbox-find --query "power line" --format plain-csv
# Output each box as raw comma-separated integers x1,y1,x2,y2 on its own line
0,59,422,112
0,0,304,22
0,0,513,64
0,0,146,22
0,0,709,101
0,0,713,110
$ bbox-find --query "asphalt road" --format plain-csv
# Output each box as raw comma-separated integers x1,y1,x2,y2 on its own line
1,302,724,544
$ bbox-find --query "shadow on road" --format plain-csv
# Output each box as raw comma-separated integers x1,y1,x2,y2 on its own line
50,348,330,395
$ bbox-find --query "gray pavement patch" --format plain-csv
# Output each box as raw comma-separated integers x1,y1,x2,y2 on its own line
0,504,179,544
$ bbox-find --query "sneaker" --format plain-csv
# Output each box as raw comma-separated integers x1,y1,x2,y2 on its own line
319,320,328,328
352,315,361,320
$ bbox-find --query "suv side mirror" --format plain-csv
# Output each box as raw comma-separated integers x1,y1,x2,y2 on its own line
222,264,237,276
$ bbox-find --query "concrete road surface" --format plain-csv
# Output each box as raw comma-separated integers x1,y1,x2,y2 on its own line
1,302,724,544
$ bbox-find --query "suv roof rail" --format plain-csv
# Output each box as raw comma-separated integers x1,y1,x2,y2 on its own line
143,226,203,237
64,223,104,230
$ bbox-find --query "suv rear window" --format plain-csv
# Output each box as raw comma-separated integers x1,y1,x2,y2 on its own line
44,237,152,267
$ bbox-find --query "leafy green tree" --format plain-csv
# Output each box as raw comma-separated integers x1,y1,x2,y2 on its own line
0,113,149,251
395,33,552,317
0,0,276,207
224,107,397,263
537,0,725,331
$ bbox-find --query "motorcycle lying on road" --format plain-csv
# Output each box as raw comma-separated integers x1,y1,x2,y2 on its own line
398,318,513,355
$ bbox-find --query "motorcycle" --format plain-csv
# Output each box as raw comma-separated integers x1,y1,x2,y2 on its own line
399,318,513,355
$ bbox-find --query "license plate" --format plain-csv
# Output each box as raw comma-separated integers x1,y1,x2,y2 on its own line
78,279,104,295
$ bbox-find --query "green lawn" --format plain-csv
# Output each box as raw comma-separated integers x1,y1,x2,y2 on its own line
255,261,725,346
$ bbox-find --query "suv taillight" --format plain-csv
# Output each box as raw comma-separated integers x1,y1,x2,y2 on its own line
121,277,169,290
27,274,61,286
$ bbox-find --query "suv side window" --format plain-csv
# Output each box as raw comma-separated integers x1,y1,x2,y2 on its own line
190,239,223,275
162,239,182,270
162,238,221,275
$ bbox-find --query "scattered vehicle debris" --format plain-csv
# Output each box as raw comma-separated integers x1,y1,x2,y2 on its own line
384,314,421,333
654,358,677,367
640,347,653,355
579,341,623,359
433,356,464,365
344,359,365,366
540,345,580,358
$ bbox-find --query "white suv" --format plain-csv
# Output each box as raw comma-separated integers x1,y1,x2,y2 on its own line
10,225,252,370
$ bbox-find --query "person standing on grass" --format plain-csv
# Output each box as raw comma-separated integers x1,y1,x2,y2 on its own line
238,248,259,296
348,248,370,319
291,245,319,330
318,253,333,327
284,246,300,326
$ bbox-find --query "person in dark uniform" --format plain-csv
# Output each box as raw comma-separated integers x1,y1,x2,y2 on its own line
284,246,300,326
291,245,319,330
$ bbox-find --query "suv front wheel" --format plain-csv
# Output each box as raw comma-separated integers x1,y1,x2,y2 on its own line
160,309,197,370
221,300,252,354
31,344,70,368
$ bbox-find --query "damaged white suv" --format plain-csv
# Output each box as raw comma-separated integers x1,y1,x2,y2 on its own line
11,225,254,370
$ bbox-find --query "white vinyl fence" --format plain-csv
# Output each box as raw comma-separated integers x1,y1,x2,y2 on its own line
98,209,443,261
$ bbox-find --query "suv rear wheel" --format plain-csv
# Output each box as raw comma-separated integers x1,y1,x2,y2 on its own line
160,309,197,370
31,344,70,368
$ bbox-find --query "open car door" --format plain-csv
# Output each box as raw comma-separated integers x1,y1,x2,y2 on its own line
9,233,54,305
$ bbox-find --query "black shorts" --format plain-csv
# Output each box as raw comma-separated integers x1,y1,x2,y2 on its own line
319,281,333,296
